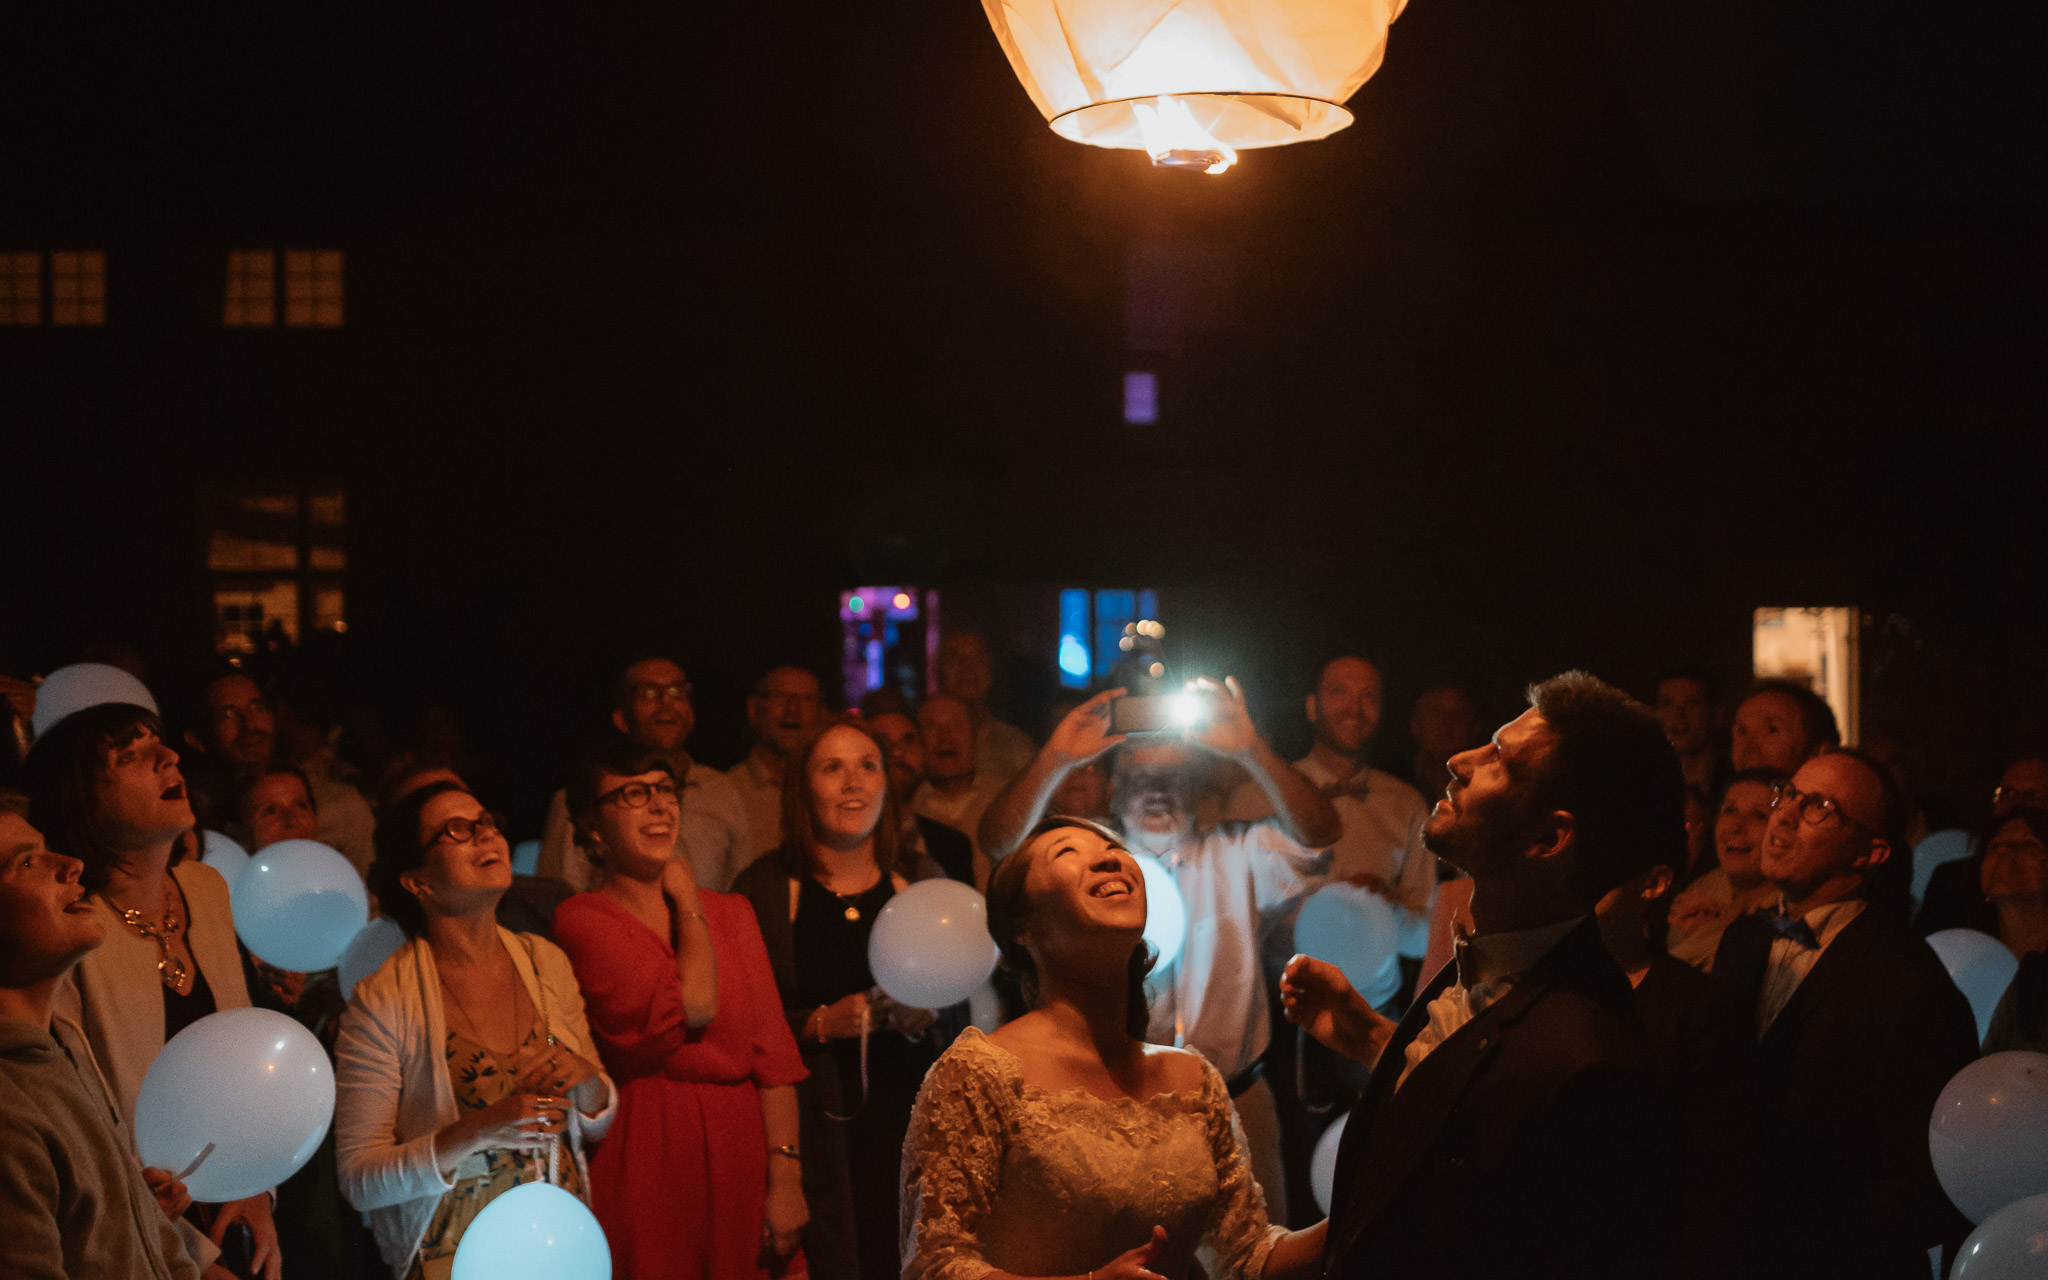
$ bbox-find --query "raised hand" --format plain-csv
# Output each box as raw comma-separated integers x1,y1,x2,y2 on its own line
1045,688,1128,768
1183,677,1258,761
1281,954,1393,1067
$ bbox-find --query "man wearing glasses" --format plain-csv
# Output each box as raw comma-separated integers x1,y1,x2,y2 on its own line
1712,749,1978,1280
537,657,755,892
724,666,827,863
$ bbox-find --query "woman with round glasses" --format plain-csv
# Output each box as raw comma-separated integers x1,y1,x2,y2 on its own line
551,745,808,1279
336,780,616,1279
29,700,283,1279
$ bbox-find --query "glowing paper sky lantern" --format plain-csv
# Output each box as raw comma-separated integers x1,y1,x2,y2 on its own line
981,0,1409,173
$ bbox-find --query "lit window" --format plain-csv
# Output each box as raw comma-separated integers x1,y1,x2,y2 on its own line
206,482,347,656
284,250,344,327
837,587,933,708
225,251,277,327
1058,588,1162,687
1753,607,1860,745
50,252,105,326
0,253,41,325
1123,371,1158,425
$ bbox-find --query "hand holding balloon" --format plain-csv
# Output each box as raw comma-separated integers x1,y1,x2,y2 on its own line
869,988,938,1039
811,991,870,1042
437,1093,568,1172
142,1167,192,1222
515,1043,606,1115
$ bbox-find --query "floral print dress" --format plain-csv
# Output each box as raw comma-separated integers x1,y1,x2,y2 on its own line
407,1018,590,1278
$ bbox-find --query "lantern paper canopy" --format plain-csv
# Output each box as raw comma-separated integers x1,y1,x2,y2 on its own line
981,0,1408,172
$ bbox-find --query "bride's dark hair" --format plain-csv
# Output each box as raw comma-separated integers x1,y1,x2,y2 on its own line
985,815,1155,1039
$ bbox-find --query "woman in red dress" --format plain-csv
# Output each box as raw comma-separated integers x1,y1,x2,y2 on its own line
552,743,809,1279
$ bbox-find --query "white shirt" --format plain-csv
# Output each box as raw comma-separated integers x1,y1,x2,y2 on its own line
911,775,1006,890
1755,898,1867,1037
1144,820,1332,1078
1225,758,1436,964
536,756,756,892
725,751,788,863
1396,916,1583,1090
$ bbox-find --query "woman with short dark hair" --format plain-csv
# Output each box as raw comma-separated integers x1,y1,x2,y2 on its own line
335,780,615,1279
551,744,808,1279
28,700,281,1279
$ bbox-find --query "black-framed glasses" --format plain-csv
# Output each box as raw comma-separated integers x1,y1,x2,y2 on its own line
598,778,678,810
630,681,692,705
426,812,500,849
1993,785,2048,811
1769,783,1869,832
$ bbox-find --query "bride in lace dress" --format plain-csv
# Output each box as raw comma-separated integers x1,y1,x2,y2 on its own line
901,816,1327,1280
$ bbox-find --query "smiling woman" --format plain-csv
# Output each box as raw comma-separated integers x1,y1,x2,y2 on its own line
335,781,616,1279
730,716,949,1280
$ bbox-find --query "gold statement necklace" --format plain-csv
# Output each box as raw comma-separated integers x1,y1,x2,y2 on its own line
105,886,189,991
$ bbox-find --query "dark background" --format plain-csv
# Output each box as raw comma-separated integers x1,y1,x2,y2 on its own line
5,1,2045,828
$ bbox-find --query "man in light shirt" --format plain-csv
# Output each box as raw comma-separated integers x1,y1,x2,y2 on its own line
1710,749,1976,1280
724,665,826,862
1283,671,1677,1279
909,694,1004,889
980,678,1341,1213
934,630,1036,786
537,656,753,891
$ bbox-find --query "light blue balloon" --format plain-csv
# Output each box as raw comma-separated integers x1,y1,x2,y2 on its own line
1295,883,1401,1008
1927,929,2021,1044
1951,1193,2048,1279
1134,853,1186,971
1913,828,1973,909
199,829,252,889
868,878,998,1009
30,662,158,737
1930,1052,2048,1224
336,917,408,1001
133,1008,333,1203
231,839,369,972
1310,1114,1347,1215
452,1181,610,1280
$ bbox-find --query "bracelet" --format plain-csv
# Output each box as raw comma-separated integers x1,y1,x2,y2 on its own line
769,1144,801,1162
804,1007,826,1042
676,909,707,924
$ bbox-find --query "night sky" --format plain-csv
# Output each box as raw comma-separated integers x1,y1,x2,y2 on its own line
5,2,2045,817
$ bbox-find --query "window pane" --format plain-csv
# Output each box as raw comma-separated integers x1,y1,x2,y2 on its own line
225,250,277,327
284,249,344,327
206,487,301,571
0,252,41,325
307,485,346,570
1058,589,1092,689
214,580,300,655
51,251,105,325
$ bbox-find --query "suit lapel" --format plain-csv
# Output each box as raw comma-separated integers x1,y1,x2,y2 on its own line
1759,905,1880,1053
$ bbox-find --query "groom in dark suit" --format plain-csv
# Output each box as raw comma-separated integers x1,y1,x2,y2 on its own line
1286,671,1680,1279
1711,748,1976,1280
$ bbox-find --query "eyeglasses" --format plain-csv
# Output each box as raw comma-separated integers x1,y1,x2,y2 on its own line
1993,785,2048,810
598,778,678,810
1769,783,1870,832
630,682,692,705
426,812,500,849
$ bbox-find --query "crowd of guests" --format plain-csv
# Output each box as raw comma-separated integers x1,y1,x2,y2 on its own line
1,634,2045,1280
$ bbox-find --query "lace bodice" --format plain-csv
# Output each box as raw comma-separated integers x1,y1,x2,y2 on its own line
900,1028,1282,1280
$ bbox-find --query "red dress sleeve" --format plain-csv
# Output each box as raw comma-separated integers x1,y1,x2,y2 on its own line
709,894,807,1089
552,893,698,1083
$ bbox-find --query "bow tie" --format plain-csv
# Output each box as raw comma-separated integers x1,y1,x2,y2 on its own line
1757,910,1820,950
1320,770,1373,801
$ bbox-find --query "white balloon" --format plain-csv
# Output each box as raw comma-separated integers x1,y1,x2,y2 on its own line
452,1181,610,1280
30,662,157,737
231,839,369,972
868,879,998,1009
1295,883,1402,1009
1135,853,1186,971
1911,828,1972,909
336,917,408,1001
199,830,251,889
133,1008,334,1203
1929,1051,2048,1224
1310,1114,1348,1215
1927,929,2021,1044
1951,1193,2048,1279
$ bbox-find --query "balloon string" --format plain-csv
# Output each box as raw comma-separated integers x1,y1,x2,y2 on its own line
824,1004,871,1122
174,1142,217,1183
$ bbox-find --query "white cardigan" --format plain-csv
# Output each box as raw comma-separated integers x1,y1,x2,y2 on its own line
333,927,617,1278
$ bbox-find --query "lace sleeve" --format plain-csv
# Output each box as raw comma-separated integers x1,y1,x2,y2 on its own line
1194,1058,1285,1280
900,1038,1012,1280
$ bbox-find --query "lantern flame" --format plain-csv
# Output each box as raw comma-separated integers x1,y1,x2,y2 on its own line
1131,95,1237,175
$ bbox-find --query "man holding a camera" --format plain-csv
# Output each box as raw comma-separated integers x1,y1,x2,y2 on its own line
978,677,1340,1211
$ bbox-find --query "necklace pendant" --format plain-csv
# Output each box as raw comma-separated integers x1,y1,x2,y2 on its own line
843,905,861,922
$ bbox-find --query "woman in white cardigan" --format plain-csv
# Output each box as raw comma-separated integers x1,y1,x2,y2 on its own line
335,780,615,1279
30,701,275,1280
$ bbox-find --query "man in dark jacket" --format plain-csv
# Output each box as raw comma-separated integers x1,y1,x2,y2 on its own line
1713,748,1977,1280
1286,671,1679,1279
0,806,202,1280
